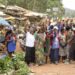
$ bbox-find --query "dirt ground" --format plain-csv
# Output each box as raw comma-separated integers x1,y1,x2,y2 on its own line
16,42,75,75
30,63,75,75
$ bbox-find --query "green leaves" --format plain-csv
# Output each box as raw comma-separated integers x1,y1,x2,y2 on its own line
0,52,30,74
0,0,64,17
0,56,13,74
14,61,30,75
0,0,63,12
12,52,30,75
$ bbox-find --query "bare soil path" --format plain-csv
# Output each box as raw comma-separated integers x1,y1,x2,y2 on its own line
30,63,75,75
16,42,75,75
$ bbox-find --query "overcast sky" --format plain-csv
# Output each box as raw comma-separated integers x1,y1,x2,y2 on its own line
62,0,75,10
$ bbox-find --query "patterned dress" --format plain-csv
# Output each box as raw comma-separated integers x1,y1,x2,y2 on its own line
35,33,45,65
44,32,50,56
59,33,66,56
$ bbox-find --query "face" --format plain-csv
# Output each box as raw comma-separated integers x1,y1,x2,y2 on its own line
61,30,64,34
54,29,58,33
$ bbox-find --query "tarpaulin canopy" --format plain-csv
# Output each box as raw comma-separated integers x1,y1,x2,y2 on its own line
0,17,10,26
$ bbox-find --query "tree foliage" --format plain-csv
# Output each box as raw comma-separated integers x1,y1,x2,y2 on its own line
0,0,64,15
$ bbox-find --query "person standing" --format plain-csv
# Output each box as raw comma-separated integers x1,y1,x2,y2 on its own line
50,26,60,64
25,27,35,66
59,29,67,63
44,31,50,63
35,27,46,65
66,28,74,63
6,30,16,57
69,27,75,63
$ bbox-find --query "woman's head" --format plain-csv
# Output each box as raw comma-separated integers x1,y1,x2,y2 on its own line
6,30,13,36
29,27,34,34
38,26,45,33
53,26,58,33
0,25,4,31
61,28,65,34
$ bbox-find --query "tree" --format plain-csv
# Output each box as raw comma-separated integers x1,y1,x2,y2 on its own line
0,0,64,16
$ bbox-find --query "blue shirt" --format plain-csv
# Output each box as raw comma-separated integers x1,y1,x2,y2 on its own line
52,35,59,49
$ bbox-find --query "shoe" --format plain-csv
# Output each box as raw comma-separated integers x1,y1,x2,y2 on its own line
64,60,70,64
64,62,70,64
70,60,75,64
55,61,58,65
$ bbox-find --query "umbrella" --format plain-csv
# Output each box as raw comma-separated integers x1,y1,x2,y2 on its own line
0,17,10,26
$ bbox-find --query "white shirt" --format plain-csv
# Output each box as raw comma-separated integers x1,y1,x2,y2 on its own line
26,32,35,47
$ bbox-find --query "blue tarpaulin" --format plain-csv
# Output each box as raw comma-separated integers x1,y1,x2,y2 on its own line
0,17,10,26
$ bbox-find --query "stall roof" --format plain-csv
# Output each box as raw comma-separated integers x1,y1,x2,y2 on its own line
5,16,15,20
0,4,5,8
0,11,6,16
6,5,29,12
24,12,47,17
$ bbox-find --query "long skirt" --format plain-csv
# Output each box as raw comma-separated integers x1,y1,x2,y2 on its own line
44,38,50,56
69,44,75,60
50,48,59,63
25,46,35,65
59,47,66,57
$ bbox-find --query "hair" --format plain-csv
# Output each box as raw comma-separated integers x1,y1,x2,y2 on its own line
66,26,71,31
61,28,64,33
5,30,12,37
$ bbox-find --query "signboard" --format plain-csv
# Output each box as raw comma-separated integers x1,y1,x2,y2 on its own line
53,7,59,12
46,9,51,13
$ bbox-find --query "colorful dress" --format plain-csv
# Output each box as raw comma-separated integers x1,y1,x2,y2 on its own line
50,32,60,63
6,34,16,53
44,32,50,56
35,33,45,65
59,33,66,56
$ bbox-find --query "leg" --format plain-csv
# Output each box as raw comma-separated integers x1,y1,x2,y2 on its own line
25,47,31,65
31,47,35,64
50,49,54,63
54,48,59,64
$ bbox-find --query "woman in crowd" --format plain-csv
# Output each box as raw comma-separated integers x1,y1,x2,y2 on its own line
50,26,60,64
25,27,36,66
69,27,75,63
59,28,67,63
6,30,16,57
44,30,50,64
35,26,46,65
66,27,74,63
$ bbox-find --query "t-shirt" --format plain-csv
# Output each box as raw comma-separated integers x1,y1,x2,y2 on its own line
26,32,35,47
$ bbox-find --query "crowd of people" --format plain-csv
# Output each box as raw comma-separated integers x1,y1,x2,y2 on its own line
24,18,75,66
1,17,75,66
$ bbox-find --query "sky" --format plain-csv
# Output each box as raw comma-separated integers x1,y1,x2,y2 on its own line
62,0,75,10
